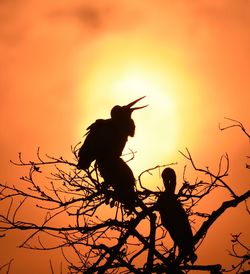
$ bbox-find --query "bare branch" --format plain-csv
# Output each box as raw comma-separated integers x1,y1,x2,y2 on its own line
0,259,14,274
194,190,250,245
219,118,250,140
179,148,237,198
1,118,249,273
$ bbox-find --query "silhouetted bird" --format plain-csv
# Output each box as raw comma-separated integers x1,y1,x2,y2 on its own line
77,96,147,170
77,97,147,210
157,167,197,264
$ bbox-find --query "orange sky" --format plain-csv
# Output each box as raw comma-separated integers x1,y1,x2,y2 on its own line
0,1,249,273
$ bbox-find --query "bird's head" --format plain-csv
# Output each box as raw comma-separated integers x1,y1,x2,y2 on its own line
161,167,176,195
111,96,148,120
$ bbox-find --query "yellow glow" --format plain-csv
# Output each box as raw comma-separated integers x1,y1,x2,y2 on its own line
108,66,179,172
110,68,174,113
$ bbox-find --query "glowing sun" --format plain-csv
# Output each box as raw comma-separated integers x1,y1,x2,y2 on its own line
78,38,181,175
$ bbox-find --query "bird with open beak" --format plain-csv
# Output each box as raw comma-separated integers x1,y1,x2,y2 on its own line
77,96,147,212
77,96,147,170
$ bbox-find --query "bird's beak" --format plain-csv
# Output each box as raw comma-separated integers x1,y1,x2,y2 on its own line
125,96,148,112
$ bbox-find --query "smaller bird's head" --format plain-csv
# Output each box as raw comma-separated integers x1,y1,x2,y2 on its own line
111,96,148,120
161,167,176,195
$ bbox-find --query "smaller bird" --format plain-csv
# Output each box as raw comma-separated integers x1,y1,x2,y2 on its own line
157,167,197,264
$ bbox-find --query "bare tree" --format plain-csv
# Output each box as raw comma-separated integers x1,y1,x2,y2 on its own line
0,119,249,273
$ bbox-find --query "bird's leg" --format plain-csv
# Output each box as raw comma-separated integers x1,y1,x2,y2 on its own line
114,203,120,220
100,181,112,206
110,199,115,208
166,245,177,263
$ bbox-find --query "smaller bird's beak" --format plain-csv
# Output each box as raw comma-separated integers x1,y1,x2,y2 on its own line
126,96,148,112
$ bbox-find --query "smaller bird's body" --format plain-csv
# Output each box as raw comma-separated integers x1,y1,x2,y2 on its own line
157,192,194,257
157,168,196,263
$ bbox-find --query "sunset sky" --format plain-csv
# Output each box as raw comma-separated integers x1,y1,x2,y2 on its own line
0,0,249,273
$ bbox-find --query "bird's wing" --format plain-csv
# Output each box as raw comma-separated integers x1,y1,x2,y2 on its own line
77,119,107,169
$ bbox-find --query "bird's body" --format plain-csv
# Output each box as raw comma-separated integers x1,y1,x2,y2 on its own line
77,117,135,170
157,168,196,263
77,97,147,210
